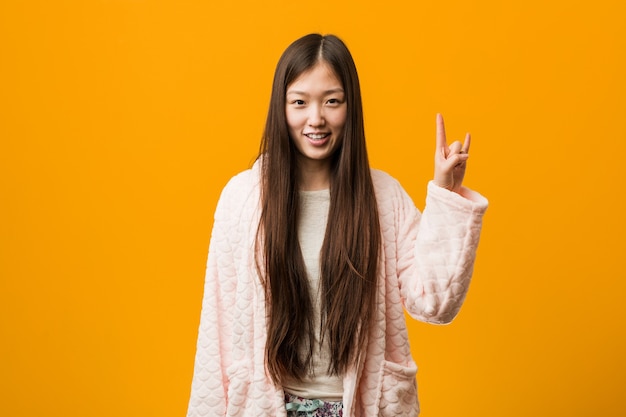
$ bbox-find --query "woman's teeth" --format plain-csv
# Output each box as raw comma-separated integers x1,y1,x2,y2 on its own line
306,133,328,139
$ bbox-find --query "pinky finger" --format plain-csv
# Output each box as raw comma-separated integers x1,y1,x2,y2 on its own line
462,133,471,154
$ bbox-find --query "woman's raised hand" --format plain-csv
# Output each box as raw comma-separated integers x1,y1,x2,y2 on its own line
433,113,470,194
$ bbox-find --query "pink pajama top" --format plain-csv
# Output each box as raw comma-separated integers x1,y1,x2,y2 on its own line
187,162,488,416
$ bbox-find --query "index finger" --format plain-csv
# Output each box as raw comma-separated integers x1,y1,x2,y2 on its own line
436,113,447,150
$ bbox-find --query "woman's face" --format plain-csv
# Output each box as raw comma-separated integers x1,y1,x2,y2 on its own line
285,62,347,170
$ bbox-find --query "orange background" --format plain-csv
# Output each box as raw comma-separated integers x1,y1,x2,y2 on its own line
1,1,625,416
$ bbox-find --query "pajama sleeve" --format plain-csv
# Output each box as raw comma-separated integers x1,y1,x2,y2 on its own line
394,180,488,324
187,181,239,417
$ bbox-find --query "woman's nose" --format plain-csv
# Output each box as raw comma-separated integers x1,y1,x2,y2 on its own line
307,105,325,127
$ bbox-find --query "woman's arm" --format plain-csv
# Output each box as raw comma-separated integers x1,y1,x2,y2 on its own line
187,182,239,417
395,181,487,324
396,114,488,323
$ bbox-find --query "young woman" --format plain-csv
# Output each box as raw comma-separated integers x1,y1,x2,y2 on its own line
187,34,488,417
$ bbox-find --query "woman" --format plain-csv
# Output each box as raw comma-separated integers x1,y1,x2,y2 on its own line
187,34,488,417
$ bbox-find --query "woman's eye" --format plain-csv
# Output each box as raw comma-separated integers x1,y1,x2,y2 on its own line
293,100,305,105
327,98,342,105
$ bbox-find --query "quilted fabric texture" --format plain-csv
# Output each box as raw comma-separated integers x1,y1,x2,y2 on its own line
187,162,488,417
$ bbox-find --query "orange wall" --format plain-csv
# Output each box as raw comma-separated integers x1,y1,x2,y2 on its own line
1,1,625,416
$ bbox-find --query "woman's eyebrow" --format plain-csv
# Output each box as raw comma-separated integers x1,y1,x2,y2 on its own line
286,88,345,96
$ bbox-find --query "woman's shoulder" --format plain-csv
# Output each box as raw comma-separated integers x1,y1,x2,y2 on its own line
369,168,413,215
225,167,257,190
217,162,261,207
370,168,405,197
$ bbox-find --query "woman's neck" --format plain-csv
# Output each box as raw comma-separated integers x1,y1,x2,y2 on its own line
297,159,331,191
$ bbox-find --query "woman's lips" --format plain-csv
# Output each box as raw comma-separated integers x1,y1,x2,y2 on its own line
304,133,330,146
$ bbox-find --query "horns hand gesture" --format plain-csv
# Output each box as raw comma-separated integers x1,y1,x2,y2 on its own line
433,113,470,194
